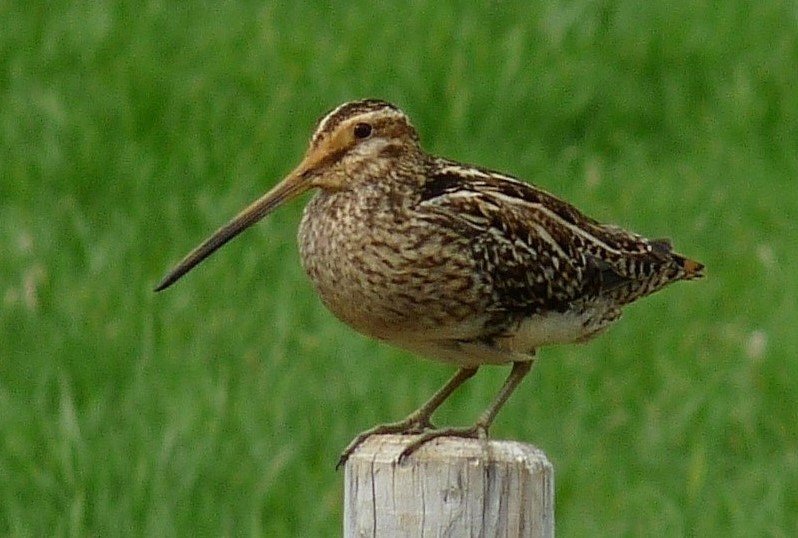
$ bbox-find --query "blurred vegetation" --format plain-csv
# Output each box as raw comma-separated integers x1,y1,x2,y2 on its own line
2,1,796,535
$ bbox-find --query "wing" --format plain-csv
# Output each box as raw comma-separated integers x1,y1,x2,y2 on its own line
416,159,693,329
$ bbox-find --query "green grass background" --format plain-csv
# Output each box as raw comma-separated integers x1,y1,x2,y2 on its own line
2,1,797,535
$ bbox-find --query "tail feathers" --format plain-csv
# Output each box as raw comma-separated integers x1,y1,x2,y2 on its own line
650,237,704,280
673,253,705,280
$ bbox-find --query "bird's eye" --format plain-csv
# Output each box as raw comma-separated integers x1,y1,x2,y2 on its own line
353,122,373,139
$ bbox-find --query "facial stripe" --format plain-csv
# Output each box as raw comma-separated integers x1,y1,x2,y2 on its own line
310,100,405,148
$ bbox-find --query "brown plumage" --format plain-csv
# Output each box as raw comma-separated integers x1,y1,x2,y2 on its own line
156,99,704,466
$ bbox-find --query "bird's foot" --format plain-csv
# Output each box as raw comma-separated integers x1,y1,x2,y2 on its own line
397,423,488,464
336,415,436,470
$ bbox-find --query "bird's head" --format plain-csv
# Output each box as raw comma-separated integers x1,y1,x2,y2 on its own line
155,99,420,291
302,99,422,189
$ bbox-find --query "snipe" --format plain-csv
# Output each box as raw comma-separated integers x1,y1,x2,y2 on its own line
156,99,704,467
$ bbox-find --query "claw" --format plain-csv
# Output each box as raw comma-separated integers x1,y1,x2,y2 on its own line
336,416,437,469
397,424,488,464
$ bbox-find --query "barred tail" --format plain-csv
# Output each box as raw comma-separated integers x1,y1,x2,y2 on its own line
673,253,705,280
649,238,704,280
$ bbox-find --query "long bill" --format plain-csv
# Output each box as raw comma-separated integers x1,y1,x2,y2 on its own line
154,167,313,292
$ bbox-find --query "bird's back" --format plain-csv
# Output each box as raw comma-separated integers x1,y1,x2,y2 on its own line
412,158,704,354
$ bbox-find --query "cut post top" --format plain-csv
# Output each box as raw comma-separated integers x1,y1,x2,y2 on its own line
344,434,554,538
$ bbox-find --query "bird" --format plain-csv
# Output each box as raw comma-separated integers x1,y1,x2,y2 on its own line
155,99,704,468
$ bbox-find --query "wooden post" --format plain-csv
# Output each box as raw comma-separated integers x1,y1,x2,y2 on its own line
344,434,554,537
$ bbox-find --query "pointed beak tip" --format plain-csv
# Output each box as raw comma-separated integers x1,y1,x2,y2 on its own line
153,273,175,292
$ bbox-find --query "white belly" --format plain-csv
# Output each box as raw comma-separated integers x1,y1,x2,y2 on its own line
505,311,591,351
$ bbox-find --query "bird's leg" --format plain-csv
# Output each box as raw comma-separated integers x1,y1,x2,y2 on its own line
397,359,534,463
337,366,478,469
